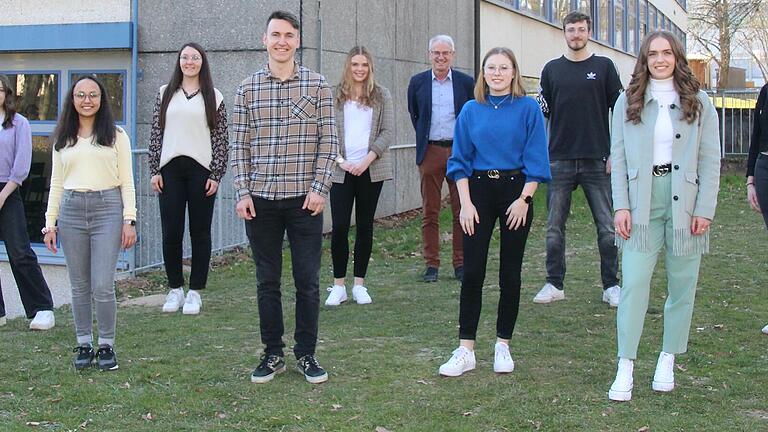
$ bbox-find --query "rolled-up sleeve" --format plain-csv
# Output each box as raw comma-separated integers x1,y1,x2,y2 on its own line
231,84,252,200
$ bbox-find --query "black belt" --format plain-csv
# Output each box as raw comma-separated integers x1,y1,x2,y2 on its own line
652,163,672,177
472,169,522,179
429,140,453,147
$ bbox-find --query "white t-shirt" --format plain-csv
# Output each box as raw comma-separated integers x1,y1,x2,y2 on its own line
649,77,677,166
343,101,373,163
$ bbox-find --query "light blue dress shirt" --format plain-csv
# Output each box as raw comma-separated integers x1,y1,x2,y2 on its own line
429,69,455,141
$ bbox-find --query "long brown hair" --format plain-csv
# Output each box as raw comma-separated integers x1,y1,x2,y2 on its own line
335,46,382,108
159,42,217,130
0,75,17,129
474,47,526,104
625,31,701,124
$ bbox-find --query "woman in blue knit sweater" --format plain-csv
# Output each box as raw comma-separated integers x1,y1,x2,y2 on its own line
438,47,551,377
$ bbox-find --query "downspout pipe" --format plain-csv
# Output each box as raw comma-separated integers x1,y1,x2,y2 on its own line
130,0,139,273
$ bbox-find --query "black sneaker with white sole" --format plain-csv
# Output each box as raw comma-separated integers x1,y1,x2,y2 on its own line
73,345,95,370
96,345,119,371
251,354,286,383
297,355,328,384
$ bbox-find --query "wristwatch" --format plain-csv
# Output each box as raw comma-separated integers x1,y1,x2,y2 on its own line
336,156,346,164
124,220,136,226
521,194,533,204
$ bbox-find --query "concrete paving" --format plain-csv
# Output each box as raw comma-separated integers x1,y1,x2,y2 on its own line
0,262,71,320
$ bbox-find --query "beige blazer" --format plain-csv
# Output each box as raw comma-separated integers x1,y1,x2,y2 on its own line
332,85,394,183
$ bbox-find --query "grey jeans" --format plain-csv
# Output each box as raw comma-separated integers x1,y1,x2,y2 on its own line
58,188,123,346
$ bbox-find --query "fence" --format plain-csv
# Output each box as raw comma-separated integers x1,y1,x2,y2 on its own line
704,89,760,157
126,149,248,274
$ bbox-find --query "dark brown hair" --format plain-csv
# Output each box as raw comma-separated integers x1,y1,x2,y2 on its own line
53,75,116,151
0,75,16,129
625,30,701,125
267,10,300,30
335,46,382,108
474,47,526,104
159,42,217,131
562,11,591,32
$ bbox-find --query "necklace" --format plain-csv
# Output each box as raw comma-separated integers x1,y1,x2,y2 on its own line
488,94,511,109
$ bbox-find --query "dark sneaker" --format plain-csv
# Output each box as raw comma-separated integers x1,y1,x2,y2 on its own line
423,266,438,283
454,266,464,281
251,354,286,383
297,355,328,384
96,345,119,371
72,345,95,370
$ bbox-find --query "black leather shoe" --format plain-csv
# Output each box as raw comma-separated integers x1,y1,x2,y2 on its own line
454,266,464,281
423,266,438,282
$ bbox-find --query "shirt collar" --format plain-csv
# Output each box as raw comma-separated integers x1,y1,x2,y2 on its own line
432,69,453,83
262,62,301,81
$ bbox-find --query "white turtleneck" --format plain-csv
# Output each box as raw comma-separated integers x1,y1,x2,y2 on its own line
649,77,677,165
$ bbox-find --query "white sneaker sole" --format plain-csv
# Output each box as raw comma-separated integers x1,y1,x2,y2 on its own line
29,321,55,331
652,381,674,392
162,305,181,313
182,307,200,315
494,364,514,373
439,365,475,377
608,388,632,401
305,372,329,384
602,295,618,308
533,294,565,304
352,297,372,305
251,365,286,383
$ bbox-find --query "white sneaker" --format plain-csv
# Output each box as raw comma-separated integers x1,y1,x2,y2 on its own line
608,358,634,401
438,346,476,377
0,316,6,326
493,342,515,373
325,285,347,306
182,290,202,315
602,285,621,308
533,283,565,304
162,288,185,313
29,310,55,331
762,324,768,335
652,352,675,392
351,285,372,304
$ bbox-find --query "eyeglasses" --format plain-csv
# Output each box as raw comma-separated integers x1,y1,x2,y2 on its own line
180,55,202,62
429,50,454,57
74,91,101,100
484,65,513,74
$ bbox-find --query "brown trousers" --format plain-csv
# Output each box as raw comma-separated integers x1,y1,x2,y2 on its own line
419,144,463,269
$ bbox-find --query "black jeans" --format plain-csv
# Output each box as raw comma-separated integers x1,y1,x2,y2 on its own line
245,195,323,359
0,185,53,318
545,159,619,290
458,174,532,340
330,170,384,279
754,154,768,229
159,156,216,290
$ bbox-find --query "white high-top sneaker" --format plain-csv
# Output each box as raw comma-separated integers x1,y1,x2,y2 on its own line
608,358,634,401
652,352,675,392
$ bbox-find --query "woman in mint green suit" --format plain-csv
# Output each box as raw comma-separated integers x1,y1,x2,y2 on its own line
607,31,720,402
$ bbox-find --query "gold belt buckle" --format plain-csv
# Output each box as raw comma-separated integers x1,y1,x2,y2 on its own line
488,169,500,179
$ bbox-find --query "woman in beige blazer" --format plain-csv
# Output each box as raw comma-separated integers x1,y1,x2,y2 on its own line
325,46,394,306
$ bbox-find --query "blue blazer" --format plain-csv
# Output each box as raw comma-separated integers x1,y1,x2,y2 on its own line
407,68,475,165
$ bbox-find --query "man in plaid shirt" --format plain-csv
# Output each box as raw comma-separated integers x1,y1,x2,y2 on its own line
232,10,338,385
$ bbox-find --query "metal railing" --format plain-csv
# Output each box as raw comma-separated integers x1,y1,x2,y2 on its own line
126,149,248,274
704,89,760,157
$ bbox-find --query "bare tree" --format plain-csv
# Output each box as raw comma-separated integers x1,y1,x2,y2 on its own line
688,0,763,89
737,8,768,83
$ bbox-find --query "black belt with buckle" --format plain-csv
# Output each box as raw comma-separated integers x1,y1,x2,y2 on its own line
472,169,522,179
429,140,453,147
652,163,672,177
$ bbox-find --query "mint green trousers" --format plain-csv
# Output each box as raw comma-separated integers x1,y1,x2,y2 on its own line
617,175,702,359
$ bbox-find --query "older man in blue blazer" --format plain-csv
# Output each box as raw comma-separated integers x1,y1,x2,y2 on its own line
407,34,475,283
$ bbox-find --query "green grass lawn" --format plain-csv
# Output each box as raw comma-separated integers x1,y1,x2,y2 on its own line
0,176,766,431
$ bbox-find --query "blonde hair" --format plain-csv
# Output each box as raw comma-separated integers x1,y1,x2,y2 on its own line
335,46,381,108
474,47,526,103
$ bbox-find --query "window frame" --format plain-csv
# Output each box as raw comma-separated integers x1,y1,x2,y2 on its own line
0,70,61,125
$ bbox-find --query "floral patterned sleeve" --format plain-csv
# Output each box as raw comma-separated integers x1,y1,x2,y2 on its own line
148,91,163,177
209,101,229,182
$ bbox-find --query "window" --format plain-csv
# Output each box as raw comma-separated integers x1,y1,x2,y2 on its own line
69,71,126,124
16,135,52,244
614,0,625,50
650,6,658,30
3,73,59,122
597,0,611,42
639,0,647,46
627,0,637,53
577,0,591,15
553,0,572,24
519,0,546,18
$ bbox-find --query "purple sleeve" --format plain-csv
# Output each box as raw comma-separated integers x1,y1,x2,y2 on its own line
10,114,32,185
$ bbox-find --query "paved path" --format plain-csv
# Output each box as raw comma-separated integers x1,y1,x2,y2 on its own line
0,263,71,320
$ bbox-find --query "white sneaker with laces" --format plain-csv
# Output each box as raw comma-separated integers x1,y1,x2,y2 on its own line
438,346,476,377
162,288,185,313
652,351,675,392
762,324,768,335
533,283,565,304
29,310,55,330
351,285,372,304
493,342,515,373
608,357,634,401
182,290,202,315
602,285,621,308
325,285,347,306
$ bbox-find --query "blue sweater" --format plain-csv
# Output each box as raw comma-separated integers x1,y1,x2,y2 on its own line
446,96,551,183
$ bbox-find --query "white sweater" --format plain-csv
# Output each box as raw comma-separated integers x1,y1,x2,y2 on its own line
649,78,677,166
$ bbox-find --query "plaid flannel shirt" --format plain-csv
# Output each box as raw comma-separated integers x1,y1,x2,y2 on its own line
231,63,338,201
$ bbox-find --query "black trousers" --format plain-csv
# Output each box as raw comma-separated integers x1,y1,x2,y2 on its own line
458,174,532,340
330,170,384,279
158,156,216,290
0,185,53,318
754,154,768,229
245,196,323,359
